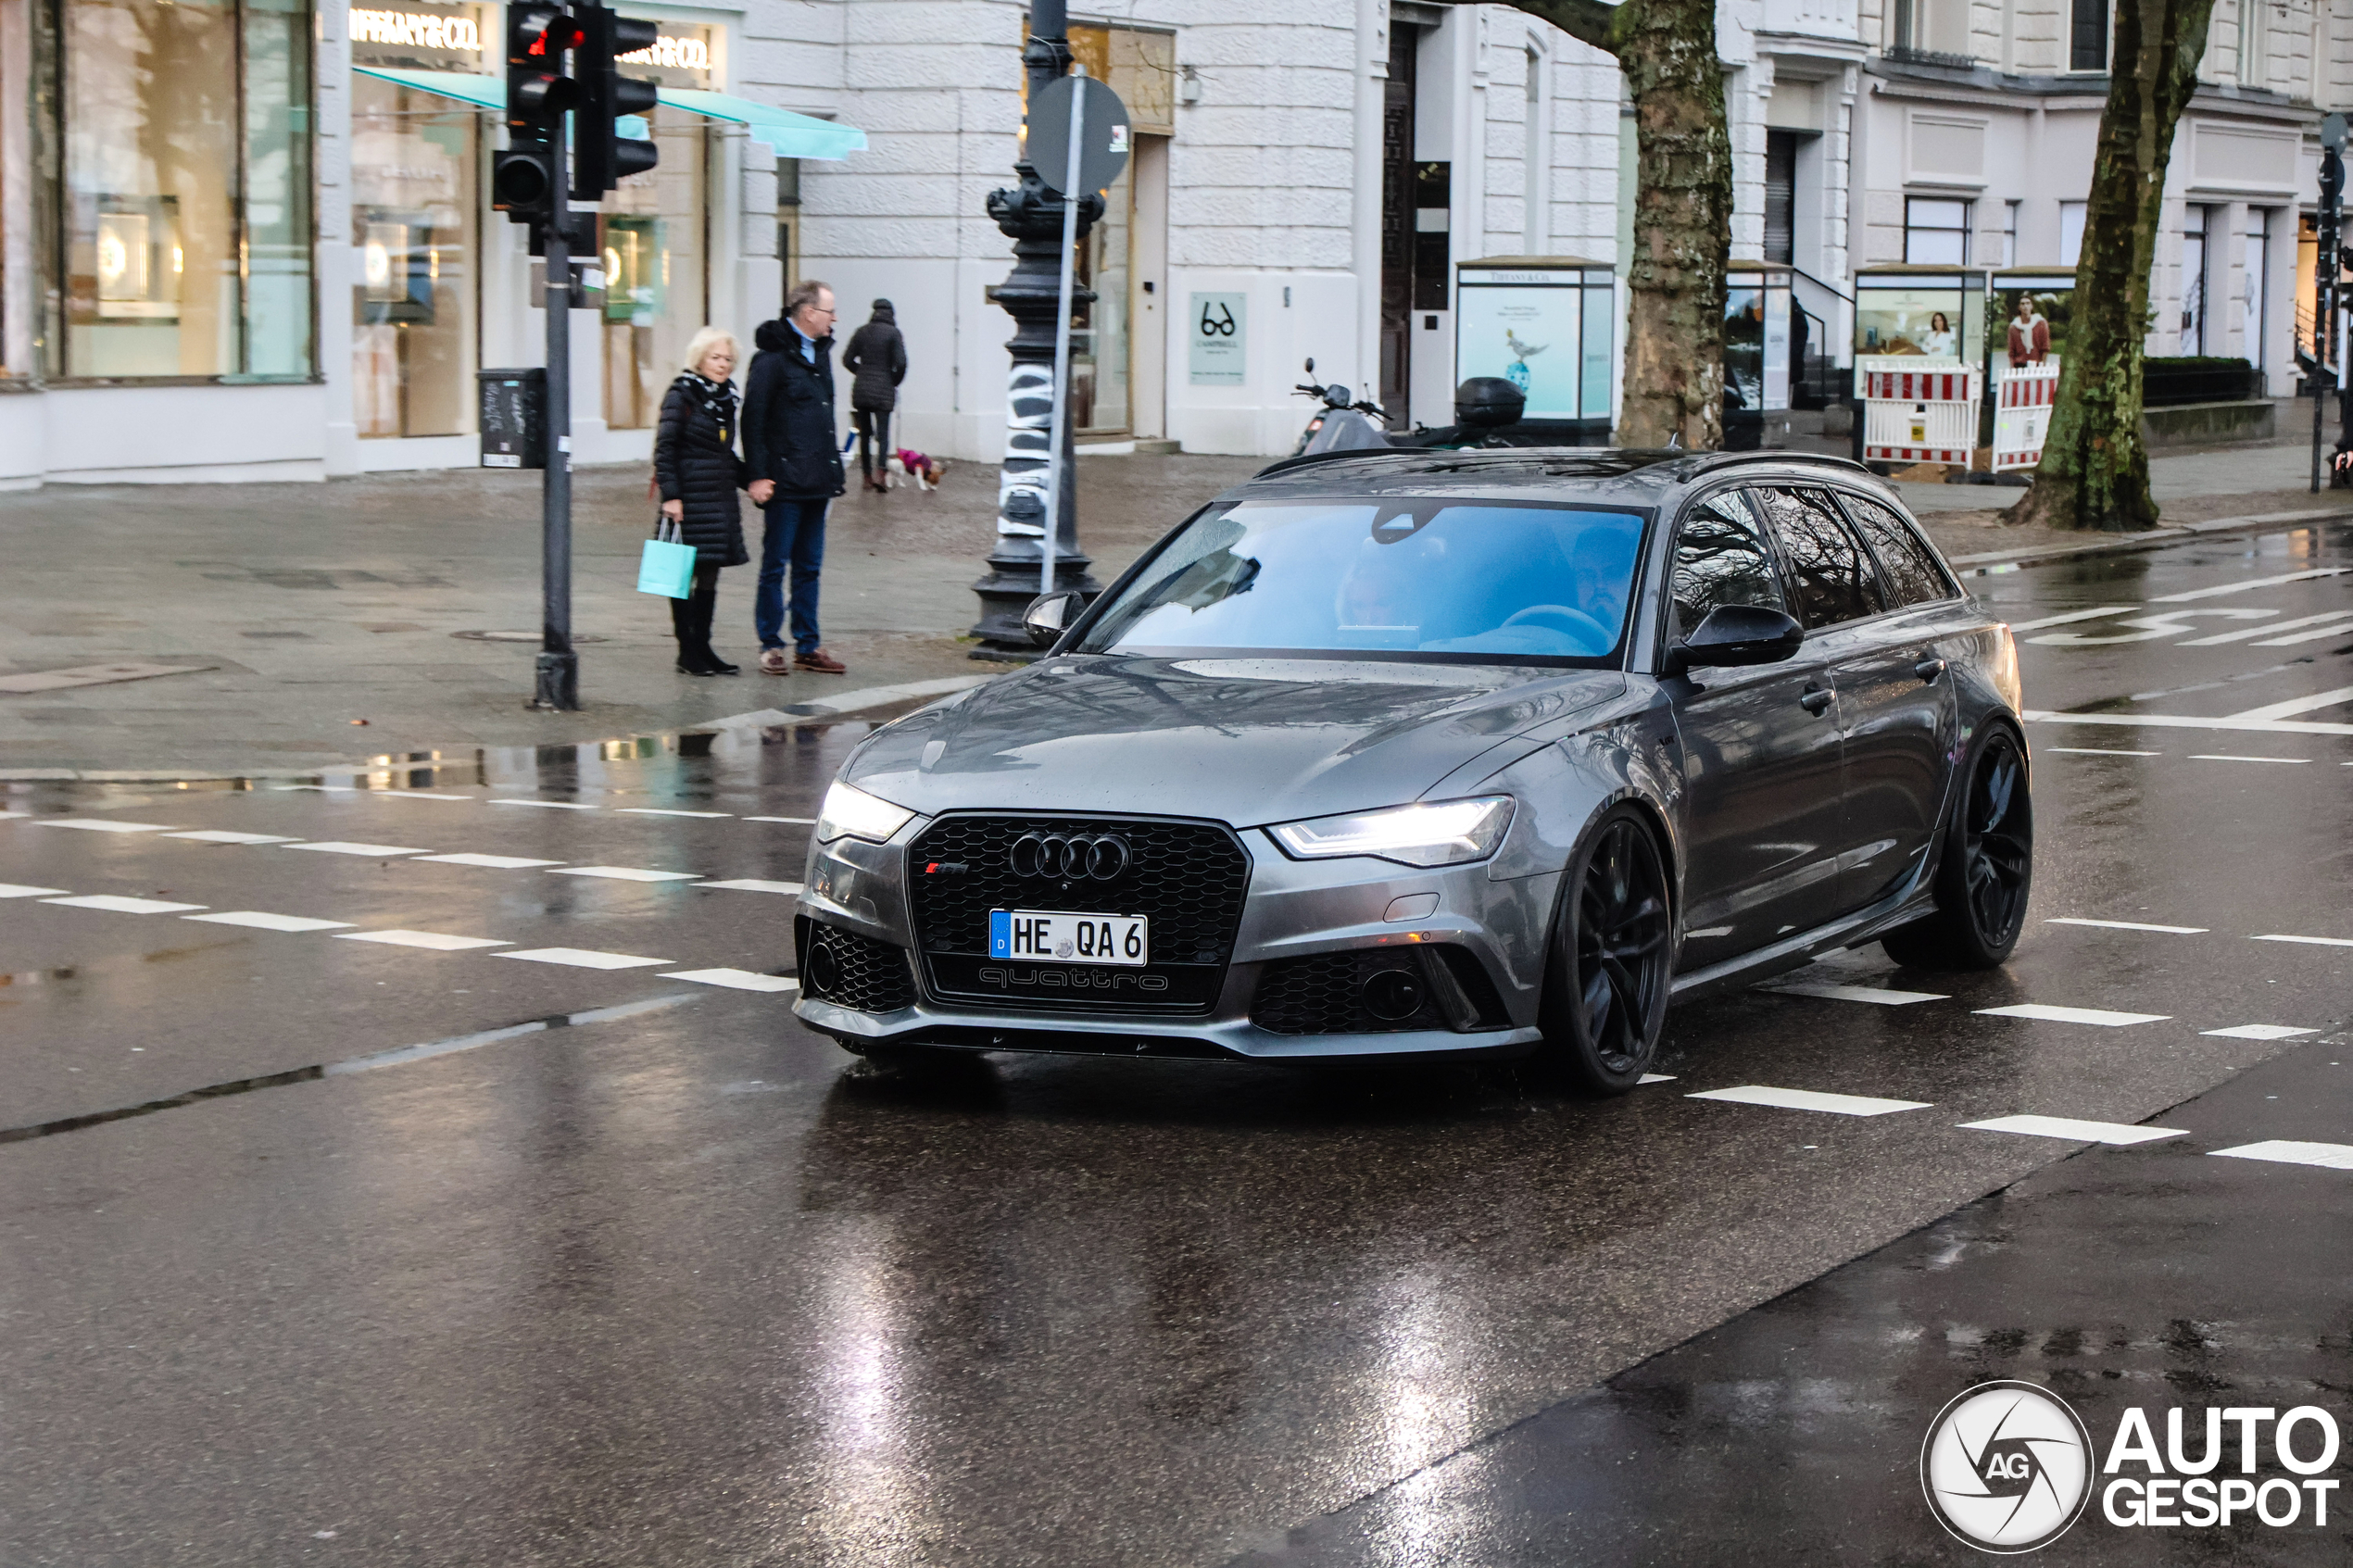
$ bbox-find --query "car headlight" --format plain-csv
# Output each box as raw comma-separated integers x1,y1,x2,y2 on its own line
1268,796,1515,868
815,781,916,846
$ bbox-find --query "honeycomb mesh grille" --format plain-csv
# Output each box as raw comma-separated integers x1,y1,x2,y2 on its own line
1250,949,1445,1035
805,922,917,1013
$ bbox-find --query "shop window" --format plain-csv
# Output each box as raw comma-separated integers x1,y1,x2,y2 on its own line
1903,197,1972,265
2059,201,2086,267
602,107,709,433
351,74,479,438
2070,0,2108,71
56,0,314,381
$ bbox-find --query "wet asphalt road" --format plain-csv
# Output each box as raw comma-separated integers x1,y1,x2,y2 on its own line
3,522,2350,1566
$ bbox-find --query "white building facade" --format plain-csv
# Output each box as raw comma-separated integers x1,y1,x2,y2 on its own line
0,0,2337,488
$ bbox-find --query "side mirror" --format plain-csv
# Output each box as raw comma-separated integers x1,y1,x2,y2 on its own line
1022,590,1084,647
1666,604,1806,674
1303,357,1315,375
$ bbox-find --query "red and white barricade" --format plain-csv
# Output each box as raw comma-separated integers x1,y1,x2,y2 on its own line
1856,357,1981,465
1991,362,2061,472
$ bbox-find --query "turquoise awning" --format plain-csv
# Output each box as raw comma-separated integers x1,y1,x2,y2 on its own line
351,68,866,161
654,90,865,160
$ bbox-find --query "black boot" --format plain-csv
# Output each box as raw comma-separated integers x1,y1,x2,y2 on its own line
690,588,738,674
671,594,705,675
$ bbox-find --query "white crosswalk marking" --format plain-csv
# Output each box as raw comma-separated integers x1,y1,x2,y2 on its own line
2209,1140,2353,1171
1975,1004,2171,1026
183,911,354,933
282,842,428,857
620,808,731,819
548,866,702,883
2226,684,2353,721
1762,980,1948,1005
662,968,799,992
2182,611,2353,646
1687,1085,1931,1116
2200,1024,2320,1040
165,830,303,844
2045,918,2207,934
35,819,181,834
494,947,673,970
2187,754,2307,764
333,929,510,951
1959,1114,2188,1145
2003,606,2135,633
0,883,71,898
2252,933,2353,947
43,894,207,914
488,798,597,810
2151,565,2353,602
698,879,804,895
412,853,566,869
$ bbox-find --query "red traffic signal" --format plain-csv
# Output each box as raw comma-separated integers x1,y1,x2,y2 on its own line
574,9,662,198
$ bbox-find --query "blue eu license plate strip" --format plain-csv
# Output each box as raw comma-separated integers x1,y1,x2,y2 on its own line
988,909,1150,966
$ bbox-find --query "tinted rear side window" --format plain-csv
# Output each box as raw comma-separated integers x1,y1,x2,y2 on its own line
1668,493,1786,638
1841,494,1955,606
1751,486,1882,630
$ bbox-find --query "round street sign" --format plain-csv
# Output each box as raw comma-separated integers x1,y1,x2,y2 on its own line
1026,75,1132,197
2325,112,2348,152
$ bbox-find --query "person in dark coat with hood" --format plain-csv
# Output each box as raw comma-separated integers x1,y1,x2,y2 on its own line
653,327,751,675
841,298,908,491
742,279,848,675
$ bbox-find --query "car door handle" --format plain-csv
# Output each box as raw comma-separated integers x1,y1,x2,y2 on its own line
1915,657,1948,684
1798,684,1832,716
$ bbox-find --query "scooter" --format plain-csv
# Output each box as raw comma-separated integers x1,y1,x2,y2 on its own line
1290,359,1399,457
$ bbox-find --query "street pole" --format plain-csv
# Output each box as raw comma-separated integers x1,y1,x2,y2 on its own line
2316,116,2345,494
969,0,1102,659
1040,69,1089,597
535,124,578,709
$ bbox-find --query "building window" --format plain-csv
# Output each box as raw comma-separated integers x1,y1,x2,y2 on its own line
2059,201,2086,267
1764,131,1799,266
1904,197,1972,265
351,73,479,439
55,0,315,381
2070,0,2108,71
2182,205,2210,355
2003,201,2020,268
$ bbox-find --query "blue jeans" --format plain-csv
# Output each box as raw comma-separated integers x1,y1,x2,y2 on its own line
754,498,826,653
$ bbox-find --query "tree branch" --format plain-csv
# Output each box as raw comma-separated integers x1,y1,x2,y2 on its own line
1459,0,1624,56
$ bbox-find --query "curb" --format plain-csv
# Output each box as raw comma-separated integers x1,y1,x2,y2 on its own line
0,675,999,787
1944,506,2353,575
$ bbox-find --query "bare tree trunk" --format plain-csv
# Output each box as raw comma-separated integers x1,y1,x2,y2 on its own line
2010,0,2217,531
1487,0,1732,447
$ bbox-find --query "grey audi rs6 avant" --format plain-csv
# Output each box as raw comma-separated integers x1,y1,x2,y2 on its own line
794,449,2032,1091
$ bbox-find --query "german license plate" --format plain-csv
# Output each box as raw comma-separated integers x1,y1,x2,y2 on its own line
988,909,1150,966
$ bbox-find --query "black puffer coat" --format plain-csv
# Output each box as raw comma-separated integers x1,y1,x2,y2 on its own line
652,372,749,566
744,319,847,503
842,302,907,413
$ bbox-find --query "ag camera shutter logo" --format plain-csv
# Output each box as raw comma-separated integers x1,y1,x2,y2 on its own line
1920,1381,2094,1553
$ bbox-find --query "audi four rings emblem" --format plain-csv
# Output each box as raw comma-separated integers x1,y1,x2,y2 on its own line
1009,833,1131,880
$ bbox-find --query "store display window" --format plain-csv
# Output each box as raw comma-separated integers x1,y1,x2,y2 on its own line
351,71,480,437
601,107,708,432
55,0,313,380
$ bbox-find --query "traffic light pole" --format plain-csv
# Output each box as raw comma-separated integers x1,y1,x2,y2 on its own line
534,145,578,710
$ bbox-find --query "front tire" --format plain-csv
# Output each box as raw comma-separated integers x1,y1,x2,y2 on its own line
1538,809,1674,1095
1881,726,2032,971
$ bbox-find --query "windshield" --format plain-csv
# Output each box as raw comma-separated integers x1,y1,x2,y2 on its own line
1076,499,1647,663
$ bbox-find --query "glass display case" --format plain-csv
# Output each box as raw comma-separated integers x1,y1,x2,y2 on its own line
1453,257,1616,437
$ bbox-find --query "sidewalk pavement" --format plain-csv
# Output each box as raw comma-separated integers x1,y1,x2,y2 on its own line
2,443,2344,778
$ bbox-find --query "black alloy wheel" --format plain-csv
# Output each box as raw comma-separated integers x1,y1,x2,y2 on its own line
1541,809,1674,1094
1882,726,2033,971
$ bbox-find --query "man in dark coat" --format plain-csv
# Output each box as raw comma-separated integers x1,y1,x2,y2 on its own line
743,279,848,675
841,299,908,491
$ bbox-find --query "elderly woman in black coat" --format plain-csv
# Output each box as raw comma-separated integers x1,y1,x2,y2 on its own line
654,327,752,675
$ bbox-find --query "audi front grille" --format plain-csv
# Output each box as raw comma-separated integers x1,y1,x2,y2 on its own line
904,814,1251,1015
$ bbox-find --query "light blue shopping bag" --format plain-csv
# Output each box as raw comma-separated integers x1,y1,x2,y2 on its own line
636,519,696,599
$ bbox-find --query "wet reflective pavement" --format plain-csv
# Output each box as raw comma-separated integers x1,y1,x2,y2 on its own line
3,521,2349,1565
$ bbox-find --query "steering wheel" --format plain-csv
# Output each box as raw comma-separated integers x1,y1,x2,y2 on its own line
1503,603,1613,648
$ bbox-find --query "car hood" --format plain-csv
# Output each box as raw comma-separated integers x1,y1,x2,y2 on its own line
844,656,1628,825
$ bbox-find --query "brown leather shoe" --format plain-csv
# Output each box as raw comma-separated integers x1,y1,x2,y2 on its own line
795,646,847,674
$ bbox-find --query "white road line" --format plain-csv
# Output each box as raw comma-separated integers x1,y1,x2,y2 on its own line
661,968,799,992
2226,684,2353,721
1637,1073,1677,1084
2003,606,2136,633
183,911,354,933
2045,746,2160,756
164,830,303,845
2187,754,2308,764
34,819,181,834
412,852,566,869
2045,917,2208,934
0,809,29,820
493,947,673,970
2209,1140,2353,1171
698,879,804,895
2252,623,2353,647
374,793,474,801
0,883,71,898
1762,980,1949,1005
1959,1114,2190,1145
619,808,732,819
2151,565,2353,602
333,929,510,951
282,841,429,857
42,894,207,914
487,798,598,810
1687,1085,1931,1116
2201,1023,2321,1040
321,995,696,1075
2252,933,2353,947
1974,1003,2171,1026
276,784,359,793
2023,709,2353,737
2182,611,2353,646
547,866,702,883
745,816,816,825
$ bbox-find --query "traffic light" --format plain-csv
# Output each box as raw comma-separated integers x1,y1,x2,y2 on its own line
495,6,584,221
575,7,661,199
